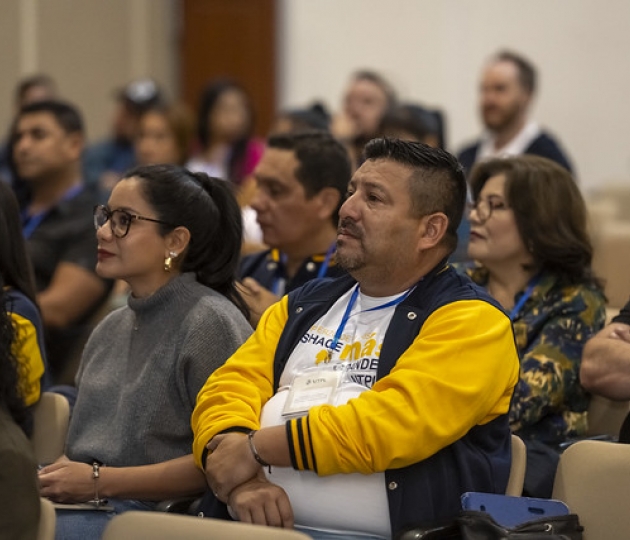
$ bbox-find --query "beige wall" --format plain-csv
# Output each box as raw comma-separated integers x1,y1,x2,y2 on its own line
278,0,630,193
1,0,628,195
0,0,177,142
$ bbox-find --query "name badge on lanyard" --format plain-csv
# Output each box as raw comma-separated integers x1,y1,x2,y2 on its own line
282,366,343,418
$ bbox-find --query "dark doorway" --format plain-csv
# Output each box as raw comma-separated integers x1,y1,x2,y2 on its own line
180,0,277,137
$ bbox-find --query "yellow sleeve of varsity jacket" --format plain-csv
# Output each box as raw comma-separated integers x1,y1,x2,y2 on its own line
192,296,289,468
287,299,520,475
11,312,45,407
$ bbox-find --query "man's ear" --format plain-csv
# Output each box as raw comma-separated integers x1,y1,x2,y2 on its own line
315,187,342,221
417,213,449,250
65,132,84,162
165,226,192,257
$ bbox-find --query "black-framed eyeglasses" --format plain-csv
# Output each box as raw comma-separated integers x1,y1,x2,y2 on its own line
467,197,509,223
93,205,173,238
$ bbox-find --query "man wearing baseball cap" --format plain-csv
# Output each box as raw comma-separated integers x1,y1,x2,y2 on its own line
83,78,162,201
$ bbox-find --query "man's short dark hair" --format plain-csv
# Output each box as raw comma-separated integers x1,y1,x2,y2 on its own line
17,99,84,135
363,138,466,254
267,131,352,224
494,50,536,95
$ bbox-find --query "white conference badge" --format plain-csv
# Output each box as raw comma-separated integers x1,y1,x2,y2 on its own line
282,365,343,418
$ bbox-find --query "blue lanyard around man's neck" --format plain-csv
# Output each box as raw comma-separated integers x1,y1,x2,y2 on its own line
271,242,337,295
316,242,337,279
21,184,83,239
327,284,415,360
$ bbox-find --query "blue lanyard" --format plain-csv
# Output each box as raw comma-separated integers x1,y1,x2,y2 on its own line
21,211,48,239
271,252,288,296
271,243,337,295
509,274,541,321
21,184,83,239
316,243,337,279
327,284,414,359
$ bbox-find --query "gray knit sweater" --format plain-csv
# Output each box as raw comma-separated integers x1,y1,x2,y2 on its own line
66,272,252,467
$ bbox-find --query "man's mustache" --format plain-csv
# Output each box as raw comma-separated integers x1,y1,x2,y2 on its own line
338,218,362,238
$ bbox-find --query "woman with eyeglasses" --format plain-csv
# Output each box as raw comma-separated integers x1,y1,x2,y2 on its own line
38,164,252,539
456,155,606,498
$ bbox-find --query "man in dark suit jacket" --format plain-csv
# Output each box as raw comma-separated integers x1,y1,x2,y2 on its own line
458,50,572,175
454,51,573,264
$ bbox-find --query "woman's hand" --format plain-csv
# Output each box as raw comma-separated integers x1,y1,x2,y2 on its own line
39,458,96,503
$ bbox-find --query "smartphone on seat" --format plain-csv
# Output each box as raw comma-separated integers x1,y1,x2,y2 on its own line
460,492,569,528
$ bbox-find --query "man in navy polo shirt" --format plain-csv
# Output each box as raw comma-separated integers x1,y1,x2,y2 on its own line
239,131,351,326
13,100,111,383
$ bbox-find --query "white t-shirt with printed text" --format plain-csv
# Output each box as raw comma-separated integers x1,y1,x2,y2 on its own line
259,285,410,538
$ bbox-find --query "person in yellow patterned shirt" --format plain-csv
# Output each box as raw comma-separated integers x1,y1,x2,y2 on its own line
0,181,47,414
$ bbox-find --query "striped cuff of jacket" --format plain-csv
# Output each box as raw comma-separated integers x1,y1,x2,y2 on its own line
286,416,318,472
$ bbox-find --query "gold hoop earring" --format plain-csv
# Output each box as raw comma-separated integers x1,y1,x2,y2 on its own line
164,251,178,272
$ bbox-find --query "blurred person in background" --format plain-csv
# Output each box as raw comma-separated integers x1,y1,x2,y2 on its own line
458,50,572,175
83,78,162,202
187,78,263,186
0,181,48,420
1,73,58,194
332,70,397,169
379,103,445,149
135,101,195,167
188,78,265,249
14,74,58,109
12,100,111,384
269,102,331,135
0,276,41,540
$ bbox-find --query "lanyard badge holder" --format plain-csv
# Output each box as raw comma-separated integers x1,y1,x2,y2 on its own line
282,365,344,418
282,284,415,419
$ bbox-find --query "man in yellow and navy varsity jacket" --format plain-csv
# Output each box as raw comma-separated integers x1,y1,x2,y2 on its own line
192,138,519,540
